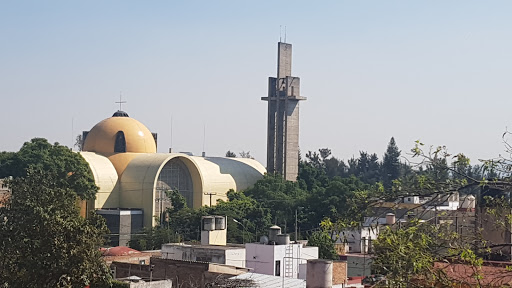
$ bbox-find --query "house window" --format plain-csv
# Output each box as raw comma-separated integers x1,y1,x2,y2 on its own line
275,260,281,276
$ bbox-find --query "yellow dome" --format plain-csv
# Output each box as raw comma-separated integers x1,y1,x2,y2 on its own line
83,112,157,155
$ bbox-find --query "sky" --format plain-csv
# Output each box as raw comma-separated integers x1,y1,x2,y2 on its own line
1,1,512,166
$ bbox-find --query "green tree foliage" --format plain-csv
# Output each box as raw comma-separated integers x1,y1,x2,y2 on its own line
164,190,208,242
307,230,338,260
382,137,401,189
356,151,381,184
244,173,306,230
214,190,272,243
372,221,435,287
157,189,273,244
0,138,97,199
372,141,512,286
305,176,373,231
225,150,237,158
128,226,178,251
0,168,111,287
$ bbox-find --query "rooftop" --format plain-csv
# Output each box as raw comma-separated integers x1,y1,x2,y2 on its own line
162,242,245,251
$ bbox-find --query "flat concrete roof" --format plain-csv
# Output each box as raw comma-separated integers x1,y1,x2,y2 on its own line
162,243,245,250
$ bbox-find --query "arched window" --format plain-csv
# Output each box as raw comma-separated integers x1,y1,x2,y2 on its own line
114,131,126,153
157,158,194,209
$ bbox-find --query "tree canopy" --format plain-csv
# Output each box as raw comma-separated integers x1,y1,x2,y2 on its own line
0,138,97,199
0,168,111,287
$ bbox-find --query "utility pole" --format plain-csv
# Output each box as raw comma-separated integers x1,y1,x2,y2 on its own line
295,208,298,241
204,192,217,207
233,219,246,244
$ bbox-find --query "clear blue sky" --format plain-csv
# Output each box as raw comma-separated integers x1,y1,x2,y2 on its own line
1,1,512,165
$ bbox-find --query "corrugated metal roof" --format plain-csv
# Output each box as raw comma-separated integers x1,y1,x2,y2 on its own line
230,272,306,288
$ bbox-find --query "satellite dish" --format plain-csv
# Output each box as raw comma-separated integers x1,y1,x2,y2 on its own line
260,235,269,245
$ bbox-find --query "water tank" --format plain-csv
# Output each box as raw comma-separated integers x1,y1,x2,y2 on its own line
215,216,226,230
202,216,215,231
386,213,396,225
461,195,476,209
306,259,333,288
277,234,290,245
260,235,269,245
269,225,281,243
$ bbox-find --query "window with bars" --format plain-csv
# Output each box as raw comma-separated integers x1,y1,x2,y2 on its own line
156,158,194,217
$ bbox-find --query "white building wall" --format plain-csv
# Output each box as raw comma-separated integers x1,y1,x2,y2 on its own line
404,196,420,204
225,249,246,267
161,244,184,260
245,243,318,278
161,244,245,267
245,243,275,275
337,227,379,253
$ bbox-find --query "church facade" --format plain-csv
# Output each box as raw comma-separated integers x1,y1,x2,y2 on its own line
80,111,266,228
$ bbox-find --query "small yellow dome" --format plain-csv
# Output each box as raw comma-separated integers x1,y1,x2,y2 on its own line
83,111,156,155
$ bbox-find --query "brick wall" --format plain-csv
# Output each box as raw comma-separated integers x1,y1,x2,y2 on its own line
332,260,348,285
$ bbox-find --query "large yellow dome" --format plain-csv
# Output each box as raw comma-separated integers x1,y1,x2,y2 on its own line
83,111,157,155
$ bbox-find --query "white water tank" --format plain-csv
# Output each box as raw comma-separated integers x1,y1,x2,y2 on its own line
215,216,226,230
306,259,333,288
461,195,476,209
269,225,281,243
202,216,215,231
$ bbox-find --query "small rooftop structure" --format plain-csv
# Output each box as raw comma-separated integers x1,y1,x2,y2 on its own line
162,242,246,267
112,110,129,117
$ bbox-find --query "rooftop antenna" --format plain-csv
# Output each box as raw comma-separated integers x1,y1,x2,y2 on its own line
284,26,287,43
169,114,173,153
115,92,127,111
202,123,206,157
280,25,282,42
71,117,74,151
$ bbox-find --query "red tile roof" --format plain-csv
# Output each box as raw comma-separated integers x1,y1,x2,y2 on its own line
101,246,141,256
433,261,512,287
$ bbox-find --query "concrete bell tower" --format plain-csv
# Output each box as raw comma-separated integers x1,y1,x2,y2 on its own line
262,42,306,181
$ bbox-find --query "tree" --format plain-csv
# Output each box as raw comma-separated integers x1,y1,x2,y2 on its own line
372,221,436,287
356,151,380,184
382,137,401,189
225,150,237,158
129,226,178,251
0,138,98,199
74,134,83,151
213,190,272,243
305,176,374,231
239,151,254,159
371,140,512,286
0,168,111,287
307,230,338,260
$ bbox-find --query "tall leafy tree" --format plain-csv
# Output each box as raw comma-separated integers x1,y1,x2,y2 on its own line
382,137,401,189
0,168,111,287
0,138,97,199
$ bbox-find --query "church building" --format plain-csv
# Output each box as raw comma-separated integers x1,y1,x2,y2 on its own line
79,110,266,231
